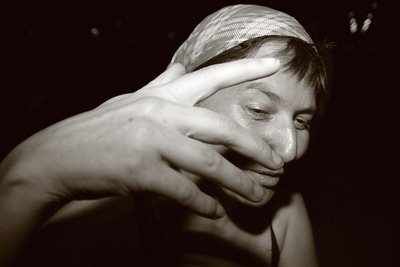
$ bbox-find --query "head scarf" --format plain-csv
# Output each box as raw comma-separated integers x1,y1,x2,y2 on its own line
170,4,313,71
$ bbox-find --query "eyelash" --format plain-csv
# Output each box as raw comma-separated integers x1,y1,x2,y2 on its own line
245,107,270,120
246,107,312,130
294,118,311,130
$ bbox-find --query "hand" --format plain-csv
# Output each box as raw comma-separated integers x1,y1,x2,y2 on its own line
1,58,282,219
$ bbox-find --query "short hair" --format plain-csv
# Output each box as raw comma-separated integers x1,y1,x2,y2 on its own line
193,36,332,116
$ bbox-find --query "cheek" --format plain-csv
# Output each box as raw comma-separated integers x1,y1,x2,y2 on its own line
296,131,310,159
229,105,269,140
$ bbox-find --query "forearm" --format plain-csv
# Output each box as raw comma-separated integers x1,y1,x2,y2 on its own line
0,152,58,267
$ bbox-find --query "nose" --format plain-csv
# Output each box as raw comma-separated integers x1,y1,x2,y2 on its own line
264,118,297,163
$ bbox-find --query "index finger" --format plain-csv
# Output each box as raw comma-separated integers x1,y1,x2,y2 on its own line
165,58,280,105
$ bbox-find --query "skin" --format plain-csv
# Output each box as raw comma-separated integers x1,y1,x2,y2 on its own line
172,41,319,266
0,58,283,267
197,41,316,205
0,42,318,266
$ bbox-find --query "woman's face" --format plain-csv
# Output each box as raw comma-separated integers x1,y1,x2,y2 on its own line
198,42,316,202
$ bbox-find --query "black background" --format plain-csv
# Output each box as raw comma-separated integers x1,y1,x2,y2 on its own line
1,0,399,266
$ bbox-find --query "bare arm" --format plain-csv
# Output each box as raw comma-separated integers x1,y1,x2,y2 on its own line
0,166,53,267
0,59,282,266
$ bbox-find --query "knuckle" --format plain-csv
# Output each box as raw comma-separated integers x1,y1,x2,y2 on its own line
236,171,249,189
200,148,220,172
133,97,165,117
231,170,254,196
176,183,196,204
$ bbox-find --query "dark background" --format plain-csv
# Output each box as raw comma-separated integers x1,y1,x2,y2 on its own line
1,0,399,266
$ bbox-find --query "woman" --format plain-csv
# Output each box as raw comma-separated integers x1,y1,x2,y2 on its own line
137,4,329,266
0,4,330,267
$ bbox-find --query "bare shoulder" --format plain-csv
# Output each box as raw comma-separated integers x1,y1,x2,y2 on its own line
271,192,318,267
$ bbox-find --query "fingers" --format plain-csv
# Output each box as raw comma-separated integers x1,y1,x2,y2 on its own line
164,58,280,105
144,63,186,88
182,107,283,170
101,58,279,110
158,129,267,204
146,164,225,218
139,99,283,170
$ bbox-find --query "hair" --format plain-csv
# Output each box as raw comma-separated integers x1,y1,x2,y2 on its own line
193,36,332,116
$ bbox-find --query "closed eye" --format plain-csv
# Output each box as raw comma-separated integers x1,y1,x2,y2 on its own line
245,107,271,120
294,117,311,130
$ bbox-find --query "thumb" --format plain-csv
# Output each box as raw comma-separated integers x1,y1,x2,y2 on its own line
144,63,186,89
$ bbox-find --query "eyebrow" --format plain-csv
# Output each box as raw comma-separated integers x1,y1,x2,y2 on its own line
245,82,317,116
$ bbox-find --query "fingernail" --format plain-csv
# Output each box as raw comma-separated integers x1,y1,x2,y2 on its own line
254,184,266,200
272,151,283,166
260,58,280,66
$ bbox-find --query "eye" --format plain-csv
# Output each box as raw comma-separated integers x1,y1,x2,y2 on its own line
245,107,271,120
294,117,311,130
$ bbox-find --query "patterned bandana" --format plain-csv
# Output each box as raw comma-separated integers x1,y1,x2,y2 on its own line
170,4,313,71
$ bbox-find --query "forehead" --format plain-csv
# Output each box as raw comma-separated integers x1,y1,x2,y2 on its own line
240,41,316,109
243,71,316,110
252,40,291,66
251,41,315,90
